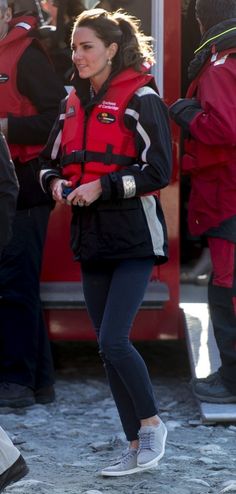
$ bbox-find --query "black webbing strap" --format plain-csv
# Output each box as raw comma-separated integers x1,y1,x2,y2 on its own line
60,149,135,168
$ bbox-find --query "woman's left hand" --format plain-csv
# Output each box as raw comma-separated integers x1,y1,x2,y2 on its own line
67,179,102,207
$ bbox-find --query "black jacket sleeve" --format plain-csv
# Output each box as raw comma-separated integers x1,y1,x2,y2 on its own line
169,98,202,132
7,41,66,145
0,133,19,256
39,97,67,192
101,87,173,200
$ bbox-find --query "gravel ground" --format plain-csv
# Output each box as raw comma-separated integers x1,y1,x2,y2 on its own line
1,341,236,494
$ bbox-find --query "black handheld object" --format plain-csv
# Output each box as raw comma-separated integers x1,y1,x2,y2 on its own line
62,185,74,199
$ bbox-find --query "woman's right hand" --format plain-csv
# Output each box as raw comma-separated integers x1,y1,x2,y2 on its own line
50,178,72,203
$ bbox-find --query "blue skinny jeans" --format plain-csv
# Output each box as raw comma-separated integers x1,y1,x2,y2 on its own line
81,257,158,441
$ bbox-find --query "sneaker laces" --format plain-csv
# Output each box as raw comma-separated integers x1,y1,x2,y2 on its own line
119,449,137,465
112,448,137,465
139,431,156,452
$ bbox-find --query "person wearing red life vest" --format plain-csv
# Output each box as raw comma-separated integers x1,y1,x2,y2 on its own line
40,8,172,476
170,0,236,404
0,0,66,408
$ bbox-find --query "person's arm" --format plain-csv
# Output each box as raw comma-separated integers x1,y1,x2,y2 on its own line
169,98,202,134
7,41,66,145
170,58,236,146
189,60,236,145
100,87,173,201
39,98,67,195
0,133,19,256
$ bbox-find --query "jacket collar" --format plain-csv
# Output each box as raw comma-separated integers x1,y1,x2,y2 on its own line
72,64,153,111
188,18,236,81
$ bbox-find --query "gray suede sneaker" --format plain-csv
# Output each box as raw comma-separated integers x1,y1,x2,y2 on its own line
137,421,167,468
101,448,143,477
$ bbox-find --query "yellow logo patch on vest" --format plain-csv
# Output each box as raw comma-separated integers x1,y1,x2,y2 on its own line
97,112,116,124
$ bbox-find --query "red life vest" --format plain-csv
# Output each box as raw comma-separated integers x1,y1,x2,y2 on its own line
60,67,153,186
0,15,44,163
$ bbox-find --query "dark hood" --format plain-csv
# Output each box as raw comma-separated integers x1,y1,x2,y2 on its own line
188,18,236,81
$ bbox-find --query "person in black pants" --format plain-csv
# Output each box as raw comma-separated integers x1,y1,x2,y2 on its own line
0,132,29,490
40,8,171,476
0,132,18,256
0,0,66,407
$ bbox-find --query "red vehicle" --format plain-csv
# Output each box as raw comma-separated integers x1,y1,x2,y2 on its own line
40,0,184,342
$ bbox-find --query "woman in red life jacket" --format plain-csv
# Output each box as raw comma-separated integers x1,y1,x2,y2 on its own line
40,8,172,476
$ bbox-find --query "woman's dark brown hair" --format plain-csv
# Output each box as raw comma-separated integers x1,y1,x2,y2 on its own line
72,8,154,72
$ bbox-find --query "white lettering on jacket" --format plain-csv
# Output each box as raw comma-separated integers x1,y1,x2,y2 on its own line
98,100,119,111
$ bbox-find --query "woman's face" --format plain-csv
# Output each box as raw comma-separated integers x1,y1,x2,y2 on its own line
72,26,117,90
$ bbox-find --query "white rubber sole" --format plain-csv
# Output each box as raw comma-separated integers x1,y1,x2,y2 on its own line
101,464,145,477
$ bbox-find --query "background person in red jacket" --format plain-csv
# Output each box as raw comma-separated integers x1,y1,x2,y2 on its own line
170,0,236,403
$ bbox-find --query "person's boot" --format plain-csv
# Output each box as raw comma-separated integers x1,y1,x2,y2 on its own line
34,385,55,404
192,371,236,403
0,455,28,492
0,383,35,408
